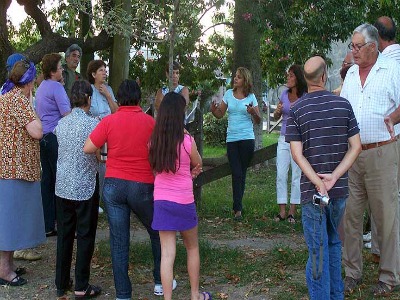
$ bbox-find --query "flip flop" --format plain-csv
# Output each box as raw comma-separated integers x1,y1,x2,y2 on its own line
201,291,212,300
274,214,285,222
287,214,296,224
0,275,27,286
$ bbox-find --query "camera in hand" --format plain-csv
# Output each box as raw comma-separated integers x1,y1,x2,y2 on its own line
312,193,330,206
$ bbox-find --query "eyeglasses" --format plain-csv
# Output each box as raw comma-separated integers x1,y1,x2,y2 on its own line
348,42,370,51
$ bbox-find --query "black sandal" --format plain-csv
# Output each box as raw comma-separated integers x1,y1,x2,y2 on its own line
75,284,101,299
15,267,26,276
274,214,285,222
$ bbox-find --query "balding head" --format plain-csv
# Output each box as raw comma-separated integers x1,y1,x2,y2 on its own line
304,56,326,86
374,16,396,50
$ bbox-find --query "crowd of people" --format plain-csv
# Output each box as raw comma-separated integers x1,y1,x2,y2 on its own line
1,15,400,300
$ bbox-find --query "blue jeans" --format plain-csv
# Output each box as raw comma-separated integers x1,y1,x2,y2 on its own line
226,139,255,212
102,178,161,299
302,198,346,300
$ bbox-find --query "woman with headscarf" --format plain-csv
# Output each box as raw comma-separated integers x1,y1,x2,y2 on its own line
0,60,45,286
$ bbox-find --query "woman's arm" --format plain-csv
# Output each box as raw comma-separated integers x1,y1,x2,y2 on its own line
26,119,43,140
247,105,261,125
210,100,227,119
273,101,283,120
99,84,118,113
190,138,203,178
83,137,99,154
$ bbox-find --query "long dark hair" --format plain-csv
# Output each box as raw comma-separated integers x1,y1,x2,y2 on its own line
149,92,186,173
288,64,307,98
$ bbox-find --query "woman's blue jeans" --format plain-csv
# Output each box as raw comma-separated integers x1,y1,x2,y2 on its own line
302,198,346,300
102,177,161,299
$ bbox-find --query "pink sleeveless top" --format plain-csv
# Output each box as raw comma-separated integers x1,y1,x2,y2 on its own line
154,134,194,204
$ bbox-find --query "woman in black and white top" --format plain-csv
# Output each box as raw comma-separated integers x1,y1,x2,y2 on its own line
54,80,101,299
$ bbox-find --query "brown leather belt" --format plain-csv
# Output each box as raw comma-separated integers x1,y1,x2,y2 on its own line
361,137,398,151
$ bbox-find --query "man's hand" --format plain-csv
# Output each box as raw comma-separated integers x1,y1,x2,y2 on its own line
317,173,338,192
315,179,328,197
384,115,395,139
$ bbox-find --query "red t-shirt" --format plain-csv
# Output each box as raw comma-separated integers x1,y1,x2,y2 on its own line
90,106,155,183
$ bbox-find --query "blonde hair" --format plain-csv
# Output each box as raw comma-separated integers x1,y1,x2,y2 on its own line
233,67,253,96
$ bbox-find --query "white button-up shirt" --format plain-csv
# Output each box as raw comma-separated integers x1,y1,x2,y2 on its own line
341,54,400,144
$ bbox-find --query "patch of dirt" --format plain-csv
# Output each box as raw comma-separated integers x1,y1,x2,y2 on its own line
0,217,305,300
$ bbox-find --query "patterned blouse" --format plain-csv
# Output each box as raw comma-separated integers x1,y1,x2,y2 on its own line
0,87,40,181
55,108,99,201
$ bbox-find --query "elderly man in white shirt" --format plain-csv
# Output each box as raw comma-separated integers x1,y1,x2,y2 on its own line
340,23,400,297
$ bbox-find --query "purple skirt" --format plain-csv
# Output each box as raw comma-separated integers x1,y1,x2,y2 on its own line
152,200,198,231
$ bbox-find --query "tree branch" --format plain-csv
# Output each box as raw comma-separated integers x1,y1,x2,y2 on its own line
201,21,233,36
17,0,52,36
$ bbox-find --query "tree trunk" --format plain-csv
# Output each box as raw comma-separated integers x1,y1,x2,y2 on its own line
0,0,13,82
79,0,93,79
109,0,131,92
233,0,263,150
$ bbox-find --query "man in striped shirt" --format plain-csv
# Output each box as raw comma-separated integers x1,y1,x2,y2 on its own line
341,23,400,297
286,56,361,300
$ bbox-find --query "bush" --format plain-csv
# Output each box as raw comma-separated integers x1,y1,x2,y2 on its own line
203,112,228,146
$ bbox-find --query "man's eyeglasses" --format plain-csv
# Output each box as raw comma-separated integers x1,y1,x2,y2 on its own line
348,42,370,51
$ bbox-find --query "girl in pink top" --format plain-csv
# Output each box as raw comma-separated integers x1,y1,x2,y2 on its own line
149,93,211,300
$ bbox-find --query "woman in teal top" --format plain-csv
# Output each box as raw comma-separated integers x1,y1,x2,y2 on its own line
211,67,261,220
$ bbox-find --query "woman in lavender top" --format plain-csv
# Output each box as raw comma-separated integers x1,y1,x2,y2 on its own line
36,53,71,236
273,64,307,223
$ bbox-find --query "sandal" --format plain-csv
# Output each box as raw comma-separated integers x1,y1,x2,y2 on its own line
287,214,296,224
200,291,212,300
0,275,27,286
274,214,285,222
15,267,26,276
75,284,101,299
372,281,397,297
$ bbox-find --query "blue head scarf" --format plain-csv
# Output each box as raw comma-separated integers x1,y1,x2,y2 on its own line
1,61,36,95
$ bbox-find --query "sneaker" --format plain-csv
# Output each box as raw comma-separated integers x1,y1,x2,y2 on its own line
344,276,362,295
154,279,177,296
363,231,371,242
364,241,371,249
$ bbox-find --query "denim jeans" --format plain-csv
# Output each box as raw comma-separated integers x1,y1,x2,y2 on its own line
102,178,161,299
226,139,255,212
302,197,346,300
40,132,58,232
276,135,301,204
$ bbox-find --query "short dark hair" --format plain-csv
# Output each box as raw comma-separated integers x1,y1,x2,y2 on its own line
117,79,141,106
42,53,62,79
374,17,396,41
70,80,93,108
165,61,181,73
87,60,106,84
